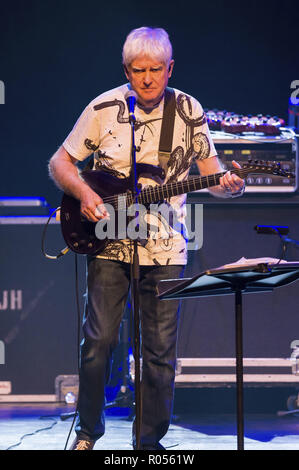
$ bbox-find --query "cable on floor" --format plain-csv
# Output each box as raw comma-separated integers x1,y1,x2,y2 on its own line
5,416,58,450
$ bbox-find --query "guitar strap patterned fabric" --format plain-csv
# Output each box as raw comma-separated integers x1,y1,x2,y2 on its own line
158,87,176,176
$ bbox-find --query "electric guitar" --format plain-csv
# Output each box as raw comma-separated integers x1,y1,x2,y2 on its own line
60,161,294,256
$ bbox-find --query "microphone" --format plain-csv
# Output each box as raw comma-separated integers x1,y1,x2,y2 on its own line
254,225,289,236
125,90,137,123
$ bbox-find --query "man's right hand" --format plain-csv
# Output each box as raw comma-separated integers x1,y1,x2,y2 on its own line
80,188,110,223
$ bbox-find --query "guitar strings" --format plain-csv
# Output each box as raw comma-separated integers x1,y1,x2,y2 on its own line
100,169,235,208
100,166,286,209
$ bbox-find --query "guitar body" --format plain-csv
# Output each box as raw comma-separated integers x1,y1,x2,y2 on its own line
60,163,165,255
60,161,294,256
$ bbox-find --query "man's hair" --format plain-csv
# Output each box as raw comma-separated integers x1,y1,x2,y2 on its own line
122,27,173,67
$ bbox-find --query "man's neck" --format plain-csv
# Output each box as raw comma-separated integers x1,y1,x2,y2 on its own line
136,93,165,114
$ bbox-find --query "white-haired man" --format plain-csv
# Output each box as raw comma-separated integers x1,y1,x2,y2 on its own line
49,27,245,450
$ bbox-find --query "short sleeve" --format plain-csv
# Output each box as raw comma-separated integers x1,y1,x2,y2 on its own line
191,99,217,161
62,104,100,161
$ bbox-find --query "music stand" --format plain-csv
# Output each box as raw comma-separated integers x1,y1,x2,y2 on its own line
157,261,299,450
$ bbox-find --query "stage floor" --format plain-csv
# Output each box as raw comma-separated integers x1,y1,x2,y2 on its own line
1,403,299,451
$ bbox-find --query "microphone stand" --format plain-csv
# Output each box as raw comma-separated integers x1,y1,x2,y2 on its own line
282,235,299,249
61,96,142,446
280,235,299,259
254,225,299,265
128,109,142,450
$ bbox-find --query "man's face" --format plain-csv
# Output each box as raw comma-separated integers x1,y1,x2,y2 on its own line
124,55,174,107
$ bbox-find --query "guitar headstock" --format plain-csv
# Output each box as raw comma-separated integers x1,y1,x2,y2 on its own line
240,160,295,179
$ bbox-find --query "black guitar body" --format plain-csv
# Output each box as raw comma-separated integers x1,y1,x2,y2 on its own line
60,163,165,255
60,160,293,256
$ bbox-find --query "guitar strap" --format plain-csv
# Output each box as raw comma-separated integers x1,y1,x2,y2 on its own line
158,87,176,176
83,87,176,174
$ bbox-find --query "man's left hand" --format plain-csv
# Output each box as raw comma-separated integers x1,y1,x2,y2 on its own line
219,160,245,196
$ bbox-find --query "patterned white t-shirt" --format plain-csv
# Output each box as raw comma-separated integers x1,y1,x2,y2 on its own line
63,84,216,266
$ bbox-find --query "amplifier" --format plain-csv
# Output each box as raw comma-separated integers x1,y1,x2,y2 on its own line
0,197,51,215
190,131,298,193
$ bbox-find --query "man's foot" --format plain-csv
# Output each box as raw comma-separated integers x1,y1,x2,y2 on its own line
69,437,95,450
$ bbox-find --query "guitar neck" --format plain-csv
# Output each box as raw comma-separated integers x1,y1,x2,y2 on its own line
136,168,245,205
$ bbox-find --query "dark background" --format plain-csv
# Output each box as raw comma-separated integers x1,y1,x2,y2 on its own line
0,0,298,208
1,0,299,402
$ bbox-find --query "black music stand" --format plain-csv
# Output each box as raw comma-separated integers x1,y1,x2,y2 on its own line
157,261,299,450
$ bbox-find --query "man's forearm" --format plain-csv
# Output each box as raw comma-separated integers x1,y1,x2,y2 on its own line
49,146,107,222
48,147,91,201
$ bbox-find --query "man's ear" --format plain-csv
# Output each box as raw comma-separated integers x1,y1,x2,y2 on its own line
168,60,175,78
123,64,129,80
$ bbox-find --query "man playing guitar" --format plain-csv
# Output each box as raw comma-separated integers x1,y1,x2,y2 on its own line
48,26,245,450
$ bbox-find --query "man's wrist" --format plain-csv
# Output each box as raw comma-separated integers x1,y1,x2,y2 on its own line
229,185,245,198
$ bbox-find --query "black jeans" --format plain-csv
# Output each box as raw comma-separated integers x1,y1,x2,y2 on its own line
75,257,184,448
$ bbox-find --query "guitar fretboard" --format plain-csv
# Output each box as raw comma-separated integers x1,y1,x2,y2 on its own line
101,165,289,210
128,169,245,206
